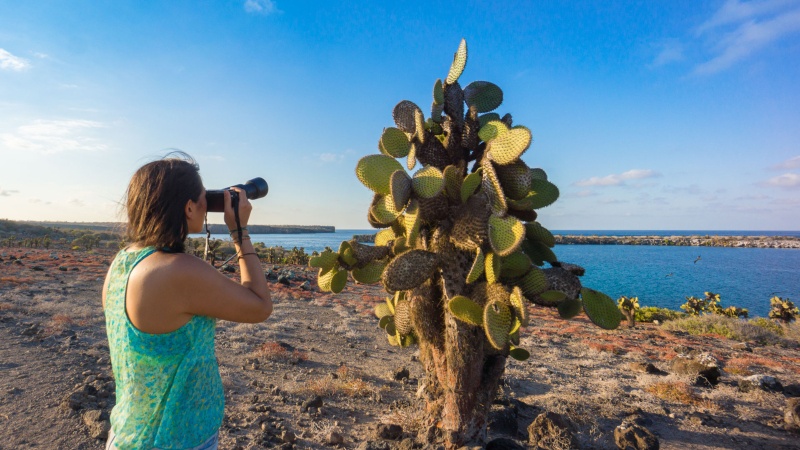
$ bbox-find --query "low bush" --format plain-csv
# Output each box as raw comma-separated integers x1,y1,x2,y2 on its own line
662,314,785,346
635,306,685,323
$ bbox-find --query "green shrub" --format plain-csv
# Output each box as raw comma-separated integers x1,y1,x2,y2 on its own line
635,306,684,323
663,314,785,346
749,317,783,335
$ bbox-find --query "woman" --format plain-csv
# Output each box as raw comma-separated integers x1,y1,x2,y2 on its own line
102,154,272,449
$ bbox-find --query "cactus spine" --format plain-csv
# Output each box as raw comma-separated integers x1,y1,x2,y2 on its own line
313,39,618,448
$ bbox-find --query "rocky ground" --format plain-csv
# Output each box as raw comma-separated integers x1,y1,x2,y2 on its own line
1,247,799,449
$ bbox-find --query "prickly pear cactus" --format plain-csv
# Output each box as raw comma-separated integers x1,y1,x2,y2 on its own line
312,39,621,448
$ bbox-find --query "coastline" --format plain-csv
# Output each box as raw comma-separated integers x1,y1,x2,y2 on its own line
353,234,800,249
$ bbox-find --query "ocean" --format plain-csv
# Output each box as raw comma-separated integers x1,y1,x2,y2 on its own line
202,229,800,317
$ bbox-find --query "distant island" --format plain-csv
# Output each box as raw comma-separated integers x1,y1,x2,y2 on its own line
1,220,334,236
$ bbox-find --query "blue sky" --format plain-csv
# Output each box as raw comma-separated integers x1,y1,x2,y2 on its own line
1,0,799,230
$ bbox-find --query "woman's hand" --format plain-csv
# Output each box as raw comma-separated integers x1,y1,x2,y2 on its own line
223,187,252,231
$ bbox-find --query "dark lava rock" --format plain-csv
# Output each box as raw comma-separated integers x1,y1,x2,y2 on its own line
301,395,323,412
375,423,403,440
391,367,410,381
528,411,576,449
614,421,659,450
485,437,525,450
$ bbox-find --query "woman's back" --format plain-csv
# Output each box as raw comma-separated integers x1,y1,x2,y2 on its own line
104,247,223,449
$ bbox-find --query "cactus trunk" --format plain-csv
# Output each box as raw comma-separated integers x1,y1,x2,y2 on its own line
417,322,506,448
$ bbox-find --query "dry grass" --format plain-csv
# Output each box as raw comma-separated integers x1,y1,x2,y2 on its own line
645,381,717,410
294,365,377,399
662,314,789,346
255,341,308,364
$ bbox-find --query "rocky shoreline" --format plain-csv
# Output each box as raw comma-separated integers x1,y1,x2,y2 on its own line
554,235,800,249
353,234,800,249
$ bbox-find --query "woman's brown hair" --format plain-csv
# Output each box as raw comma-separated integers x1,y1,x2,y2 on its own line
125,153,203,253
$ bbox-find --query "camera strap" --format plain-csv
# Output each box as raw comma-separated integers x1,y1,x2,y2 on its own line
232,196,244,245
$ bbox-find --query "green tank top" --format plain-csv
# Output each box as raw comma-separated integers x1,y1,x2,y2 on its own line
104,247,224,449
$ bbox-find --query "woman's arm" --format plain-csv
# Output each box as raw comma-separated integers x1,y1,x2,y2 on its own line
173,187,272,323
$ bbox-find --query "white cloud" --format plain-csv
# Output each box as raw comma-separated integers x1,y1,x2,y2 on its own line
0,119,107,154
319,152,343,163
574,169,661,187
763,173,800,188
0,48,30,71
651,41,685,67
244,0,277,15
694,1,800,74
69,199,85,207
771,155,800,170
0,188,19,196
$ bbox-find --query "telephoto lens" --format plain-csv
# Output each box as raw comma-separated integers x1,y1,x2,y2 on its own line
206,177,269,212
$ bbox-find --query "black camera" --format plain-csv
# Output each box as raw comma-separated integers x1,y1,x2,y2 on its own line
206,178,269,212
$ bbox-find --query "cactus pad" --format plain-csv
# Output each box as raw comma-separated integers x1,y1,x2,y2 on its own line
412,166,445,198
496,161,533,201
500,251,532,279
390,169,412,211
525,222,556,248
403,199,421,247
451,194,490,251
478,113,501,129
509,346,530,361
380,127,411,158
443,165,463,203
509,286,528,326
581,288,623,330
446,38,467,85
318,266,348,294
356,155,405,195
352,259,387,284
518,267,548,299
537,290,566,306
483,300,512,350
382,249,438,292
521,239,557,266
337,241,357,266
460,167,483,203
464,81,503,113
488,214,525,257
394,299,414,335
309,249,339,272
375,302,393,319
433,78,444,105
414,109,427,144
481,160,508,216
443,80,464,124
530,168,548,180
558,297,583,319
370,194,403,225
448,295,483,326
393,100,423,133
527,179,560,209
466,247,485,284
488,126,532,165
484,252,501,284
407,139,417,170
374,228,396,247
478,120,506,143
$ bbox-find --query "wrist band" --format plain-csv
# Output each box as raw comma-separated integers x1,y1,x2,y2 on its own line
229,226,248,233
237,252,258,260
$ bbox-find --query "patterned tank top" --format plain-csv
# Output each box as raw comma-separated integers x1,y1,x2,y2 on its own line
104,247,224,449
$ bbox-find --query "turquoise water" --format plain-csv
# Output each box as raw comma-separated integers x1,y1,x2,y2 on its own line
202,229,799,317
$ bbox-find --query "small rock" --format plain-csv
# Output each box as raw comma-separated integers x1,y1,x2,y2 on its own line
784,383,800,397
277,275,291,286
739,375,783,393
326,430,344,445
614,421,659,450
528,411,576,449
391,367,410,381
671,353,720,386
628,362,665,375
485,437,525,449
82,409,110,440
280,430,296,444
785,398,800,431
300,281,312,291
732,342,753,352
375,423,403,440
31,265,45,271
302,395,323,412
